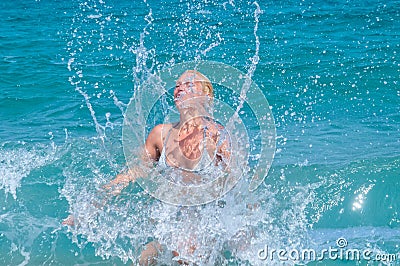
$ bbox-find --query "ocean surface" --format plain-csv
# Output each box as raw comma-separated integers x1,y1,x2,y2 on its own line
1,0,399,265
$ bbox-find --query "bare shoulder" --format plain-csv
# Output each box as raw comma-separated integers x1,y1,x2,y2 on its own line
148,124,172,139
206,121,227,138
144,124,168,161
148,124,163,137
146,123,173,149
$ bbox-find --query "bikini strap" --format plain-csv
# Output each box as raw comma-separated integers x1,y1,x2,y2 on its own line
162,124,174,147
158,124,174,166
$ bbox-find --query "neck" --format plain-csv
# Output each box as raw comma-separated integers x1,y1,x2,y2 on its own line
178,108,208,129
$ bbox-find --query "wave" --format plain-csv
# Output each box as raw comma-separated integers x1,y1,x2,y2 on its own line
0,141,58,199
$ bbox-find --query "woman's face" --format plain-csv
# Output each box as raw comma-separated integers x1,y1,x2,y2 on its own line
174,72,208,108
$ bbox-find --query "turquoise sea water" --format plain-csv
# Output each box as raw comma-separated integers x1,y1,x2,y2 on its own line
1,0,399,265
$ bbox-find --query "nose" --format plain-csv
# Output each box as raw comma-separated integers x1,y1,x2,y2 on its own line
175,82,196,98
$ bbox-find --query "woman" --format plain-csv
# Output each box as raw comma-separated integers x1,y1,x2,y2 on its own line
65,70,231,265
121,70,231,265
106,70,230,191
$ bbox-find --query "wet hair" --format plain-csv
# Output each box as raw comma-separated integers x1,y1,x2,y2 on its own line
181,70,214,98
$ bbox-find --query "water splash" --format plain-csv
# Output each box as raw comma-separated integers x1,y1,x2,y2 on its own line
61,0,321,265
0,142,57,199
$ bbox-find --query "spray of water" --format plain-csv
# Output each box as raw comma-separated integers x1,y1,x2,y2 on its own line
60,0,315,265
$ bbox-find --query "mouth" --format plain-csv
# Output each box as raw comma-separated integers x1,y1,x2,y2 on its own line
174,90,186,101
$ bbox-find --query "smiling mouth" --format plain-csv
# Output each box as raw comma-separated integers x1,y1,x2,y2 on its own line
174,89,188,101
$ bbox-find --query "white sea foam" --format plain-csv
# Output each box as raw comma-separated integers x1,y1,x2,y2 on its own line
0,143,57,199
0,211,60,266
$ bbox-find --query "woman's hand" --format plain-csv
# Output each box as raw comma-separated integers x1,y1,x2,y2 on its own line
61,170,135,227
102,170,136,196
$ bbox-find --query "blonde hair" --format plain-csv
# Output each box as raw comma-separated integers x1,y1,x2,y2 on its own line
182,70,214,98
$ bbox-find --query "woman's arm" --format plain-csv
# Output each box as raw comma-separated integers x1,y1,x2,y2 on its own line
102,167,140,195
62,124,167,226
103,124,166,194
